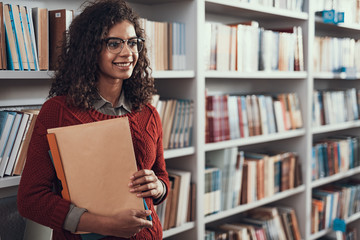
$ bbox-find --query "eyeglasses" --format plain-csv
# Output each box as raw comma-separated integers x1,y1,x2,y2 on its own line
103,37,145,54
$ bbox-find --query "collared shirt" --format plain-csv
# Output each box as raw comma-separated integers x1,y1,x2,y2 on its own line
93,90,132,116
63,91,166,233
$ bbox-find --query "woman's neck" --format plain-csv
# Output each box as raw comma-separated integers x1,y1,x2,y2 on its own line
97,79,123,107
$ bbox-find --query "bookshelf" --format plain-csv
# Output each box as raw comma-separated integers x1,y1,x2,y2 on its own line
1,0,360,240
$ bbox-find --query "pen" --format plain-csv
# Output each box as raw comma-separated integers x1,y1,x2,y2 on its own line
143,198,152,221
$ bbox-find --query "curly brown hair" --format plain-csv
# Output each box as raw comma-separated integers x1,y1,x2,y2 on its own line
48,0,155,111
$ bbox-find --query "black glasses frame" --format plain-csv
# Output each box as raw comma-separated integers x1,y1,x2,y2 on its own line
103,37,145,54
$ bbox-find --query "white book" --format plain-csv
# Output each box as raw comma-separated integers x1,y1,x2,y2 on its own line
19,5,35,70
167,169,191,226
5,112,30,176
227,95,240,139
27,7,39,70
0,112,23,177
177,100,189,148
273,100,286,132
0,112,16,161
184,101,194,147
257,95,269,135
216,24,231,71
168,100,181,149
206,147,238,210
265,95,277,133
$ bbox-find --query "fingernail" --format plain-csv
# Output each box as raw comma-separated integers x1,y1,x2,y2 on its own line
128,182,133,187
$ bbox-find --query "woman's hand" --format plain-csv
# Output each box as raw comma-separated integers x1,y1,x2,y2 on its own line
77,209,152,238
129,169,164,199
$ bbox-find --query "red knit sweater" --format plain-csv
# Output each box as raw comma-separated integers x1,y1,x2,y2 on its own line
17,96,169,240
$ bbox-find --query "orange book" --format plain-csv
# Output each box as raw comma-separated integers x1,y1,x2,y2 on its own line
32,7,49,70
47,133,70,200
3,4,20,70
46,117,144,225
13,110,39,175
0,2,7,69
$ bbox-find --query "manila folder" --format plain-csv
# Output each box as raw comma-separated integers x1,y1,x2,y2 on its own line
47,117,144,216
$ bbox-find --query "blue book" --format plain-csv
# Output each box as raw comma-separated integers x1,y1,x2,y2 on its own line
25,7,39,71
3,4,17,70
0,111,9,136
274,158,282,193
8,4,23,70
18,5,31,71
0,112,22,177
321,143,329,177
311,146,317,180
0,112,16,158
317,144,326,178
4,30,14,70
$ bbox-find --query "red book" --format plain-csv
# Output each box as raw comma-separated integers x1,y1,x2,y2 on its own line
237,96,244,138
220,95,230,141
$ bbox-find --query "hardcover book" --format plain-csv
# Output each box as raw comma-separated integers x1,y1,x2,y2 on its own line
46,117,144,222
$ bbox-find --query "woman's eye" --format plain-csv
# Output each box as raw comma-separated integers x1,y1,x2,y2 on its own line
128,40,137,47
108,41,121,48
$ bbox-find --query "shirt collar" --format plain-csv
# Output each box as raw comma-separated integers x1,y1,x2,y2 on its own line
94,90,132,113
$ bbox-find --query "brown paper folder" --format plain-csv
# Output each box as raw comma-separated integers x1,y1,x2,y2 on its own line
46,117,144,217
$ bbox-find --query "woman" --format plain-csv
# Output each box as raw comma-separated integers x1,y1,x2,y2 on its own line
17,0,169,239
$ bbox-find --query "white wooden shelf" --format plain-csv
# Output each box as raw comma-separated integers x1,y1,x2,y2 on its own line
311,166,360,189
152,70,195,79
0,70,54,79
163,222,196,238
205,0,308,21
313,72,360,80
312,121,360,135
315,16,360,32
205,71,307,79
204,185,305,224
0,70,195,80
0,176,21,188
205,129,305,152
164,147,195,159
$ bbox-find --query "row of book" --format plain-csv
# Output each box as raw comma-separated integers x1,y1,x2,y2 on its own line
205,21,304,72
205,92,303,143
155,169,195,231
0,109,39,178
152,95,194,150
312,135,360,181
204,148,302,216
205,206,302,240
139,19,186,71
312,89,360,127
313,36,360,74
0,2,187,71
314,0,360,24
0,3,75,70
312,180,360,234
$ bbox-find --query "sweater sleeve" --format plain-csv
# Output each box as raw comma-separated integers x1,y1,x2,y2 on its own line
150,106,170,205
17,100,71,231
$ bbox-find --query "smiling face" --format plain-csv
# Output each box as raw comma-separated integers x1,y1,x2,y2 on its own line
98,20,139,85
